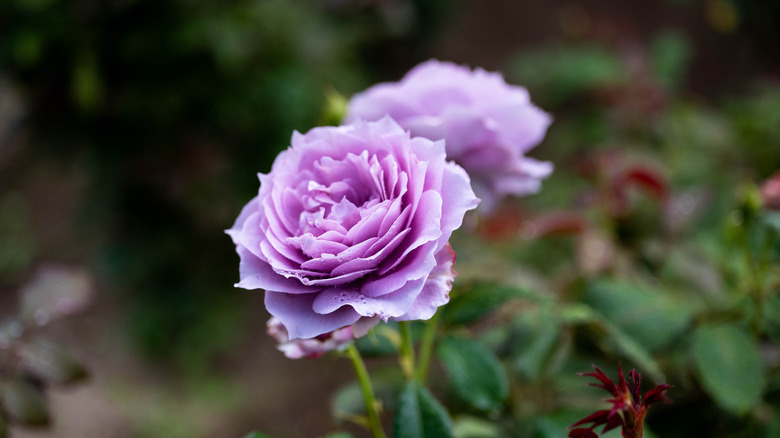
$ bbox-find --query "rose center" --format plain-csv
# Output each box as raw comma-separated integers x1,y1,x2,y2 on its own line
297,150,394,237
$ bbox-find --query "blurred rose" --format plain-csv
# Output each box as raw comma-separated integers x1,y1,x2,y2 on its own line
760,172,780,211
267,317,356,359
346,59,552,212
228,118,478,339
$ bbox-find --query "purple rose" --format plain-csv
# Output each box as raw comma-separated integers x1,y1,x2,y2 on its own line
345,59,553,212
227,118,478,339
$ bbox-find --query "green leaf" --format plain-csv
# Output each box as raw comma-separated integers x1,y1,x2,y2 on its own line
0,193,36,277
510,44,625,105
513,307,562,380
598,317,663,382
393,381,453,438
764,293,780,343
1,378,49,426
767,411,780,438
356,323,400,357
692,324,765,414
321,433,353,438
452,415,501,438
72,52,104,111
650,30,691,91
762,211,780,235
564,300,663,380
442,281,550,326
20,338,88,385
585,280,695,351
242,433,272,438
559,303,599,324
19,266,94,325
332,366,404,418
437,336,509,412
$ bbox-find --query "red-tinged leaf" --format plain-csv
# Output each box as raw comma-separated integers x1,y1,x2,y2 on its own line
644,384,673,407
628,369,642,403
601,413,624,434
575,365,672,438
604,396,630,416
579,366,621,397
617,365,630,400
475,205,527,241
526,212,588,238
571,410,612,429
569,428,599,438
616,166,669,203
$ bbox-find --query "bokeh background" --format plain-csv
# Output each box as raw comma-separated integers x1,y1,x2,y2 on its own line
1,0,779,437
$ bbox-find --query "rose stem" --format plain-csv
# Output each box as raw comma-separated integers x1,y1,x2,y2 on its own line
398,321,416,380
415,310,441,383
739,219,770,336
346,343,387,438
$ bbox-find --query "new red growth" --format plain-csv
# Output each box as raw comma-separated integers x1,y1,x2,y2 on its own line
570,365,672,438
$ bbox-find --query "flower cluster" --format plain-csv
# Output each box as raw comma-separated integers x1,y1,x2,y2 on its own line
571,365,672,438
228,60,550,355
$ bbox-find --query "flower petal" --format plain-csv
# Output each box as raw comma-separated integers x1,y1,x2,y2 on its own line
234,247,316,294
392,244,455,321
313,276,426,320
265,291,362,340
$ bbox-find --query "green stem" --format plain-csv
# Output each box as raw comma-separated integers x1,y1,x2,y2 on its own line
346,343,387,438
398,321,416,380
416,310,441,383
741,226,766,336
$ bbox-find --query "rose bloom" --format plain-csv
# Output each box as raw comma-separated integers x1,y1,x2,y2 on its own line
761,172,780,211
227,118,478,339
345,59,552,212
266,317,356,359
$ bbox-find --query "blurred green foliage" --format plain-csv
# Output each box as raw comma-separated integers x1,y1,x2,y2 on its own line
332,31,780,438
459,36,780,437
0,194,35,279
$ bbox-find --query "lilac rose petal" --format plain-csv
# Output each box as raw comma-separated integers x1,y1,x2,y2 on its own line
394,243,457,321
267,317,361,359
228,117,479,340
346,59,553,212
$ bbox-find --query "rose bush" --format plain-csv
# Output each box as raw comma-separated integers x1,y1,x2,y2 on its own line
345,59,553,212
227,118,478,339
